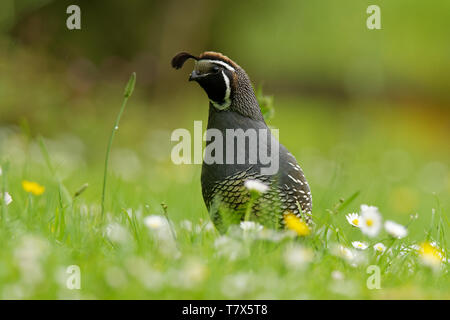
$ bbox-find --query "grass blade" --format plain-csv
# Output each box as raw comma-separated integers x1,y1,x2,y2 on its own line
101,72,136,218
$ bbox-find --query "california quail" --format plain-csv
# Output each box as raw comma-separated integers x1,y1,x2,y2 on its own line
172,51,312,232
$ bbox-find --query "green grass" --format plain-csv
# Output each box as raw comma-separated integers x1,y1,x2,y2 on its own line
0,78,449,299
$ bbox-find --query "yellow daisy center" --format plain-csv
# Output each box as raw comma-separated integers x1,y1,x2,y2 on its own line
352,219,359,225
366,219,373,227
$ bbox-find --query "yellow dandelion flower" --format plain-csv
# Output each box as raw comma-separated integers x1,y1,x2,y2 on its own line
419,242,444,269
284,213,310,236
22,180,45,196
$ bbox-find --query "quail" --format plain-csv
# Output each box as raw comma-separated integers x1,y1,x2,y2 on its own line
172,51,312,232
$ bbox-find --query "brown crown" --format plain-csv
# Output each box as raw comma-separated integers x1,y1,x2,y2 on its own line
198,51,238,69
171,51,238,70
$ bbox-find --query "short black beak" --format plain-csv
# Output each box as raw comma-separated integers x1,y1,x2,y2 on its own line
188,70,204,81
189,71,198,81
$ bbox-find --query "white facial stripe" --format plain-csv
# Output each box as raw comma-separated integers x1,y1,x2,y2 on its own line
222,70,231,102
200,59,235,72
210,70,232,110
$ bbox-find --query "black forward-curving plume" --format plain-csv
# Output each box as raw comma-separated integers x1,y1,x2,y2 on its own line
172,51,312,232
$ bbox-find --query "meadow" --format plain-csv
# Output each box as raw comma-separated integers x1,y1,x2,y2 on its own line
0,66,448,299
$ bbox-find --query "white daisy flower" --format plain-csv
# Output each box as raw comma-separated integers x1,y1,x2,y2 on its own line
283,245,313,269
180,220,193,232
240,221,263,232
144,215,177,252
1,192,12,206
143,215,168,230
332,245,354,262
352,241,368,250
384,220,408,239
345,213,361,227
244,179,269,194
359,205,382,237
331,270,344,281
214,236,245,260
373,243,386,253
105,223,130,244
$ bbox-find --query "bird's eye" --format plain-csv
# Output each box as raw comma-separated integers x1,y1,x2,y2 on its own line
212,66,220,73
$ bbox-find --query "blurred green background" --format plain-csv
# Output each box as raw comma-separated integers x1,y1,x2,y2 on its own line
0,0,449,239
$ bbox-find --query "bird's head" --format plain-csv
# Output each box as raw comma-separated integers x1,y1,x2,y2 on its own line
172,51,263,120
